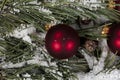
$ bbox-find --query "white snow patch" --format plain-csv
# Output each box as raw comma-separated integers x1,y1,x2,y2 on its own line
22,35,32,43
10,25,36,43
77,69,120,80
2,61,26,68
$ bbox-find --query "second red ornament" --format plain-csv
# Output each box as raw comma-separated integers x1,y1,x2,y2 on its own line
107,23,120,56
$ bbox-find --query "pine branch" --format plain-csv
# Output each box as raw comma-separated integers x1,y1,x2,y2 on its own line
0,0,120,79
0,0,7,12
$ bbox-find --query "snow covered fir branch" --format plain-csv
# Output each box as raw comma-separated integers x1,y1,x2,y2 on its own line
0,0,120,80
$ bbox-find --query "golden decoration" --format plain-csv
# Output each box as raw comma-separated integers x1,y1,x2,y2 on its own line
45,23,53,31
108,0,115,9
101,25,110,35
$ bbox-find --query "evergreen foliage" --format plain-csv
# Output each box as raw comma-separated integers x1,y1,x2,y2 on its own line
0,0,120,79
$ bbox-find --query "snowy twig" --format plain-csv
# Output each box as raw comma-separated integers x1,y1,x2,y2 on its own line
2,61,26,69
1,59,48,69
92,38,108,74
79,49,98,70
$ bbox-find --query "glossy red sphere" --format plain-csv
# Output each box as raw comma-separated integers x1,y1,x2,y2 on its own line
107,23,120,56
45,24,80,59
115,0,120,11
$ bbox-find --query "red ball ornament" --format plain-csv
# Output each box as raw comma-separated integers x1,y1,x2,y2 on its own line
107,23,120,56
45,24,80,59
115,0,120,11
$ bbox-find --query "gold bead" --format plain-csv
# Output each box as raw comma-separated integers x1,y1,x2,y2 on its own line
101,25,110,35
45,23,53,31
108,0,115,9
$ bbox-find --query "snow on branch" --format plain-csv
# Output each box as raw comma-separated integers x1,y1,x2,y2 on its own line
92,38,108,74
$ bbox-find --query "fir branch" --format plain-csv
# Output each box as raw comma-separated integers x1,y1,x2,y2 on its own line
0,0,7,12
